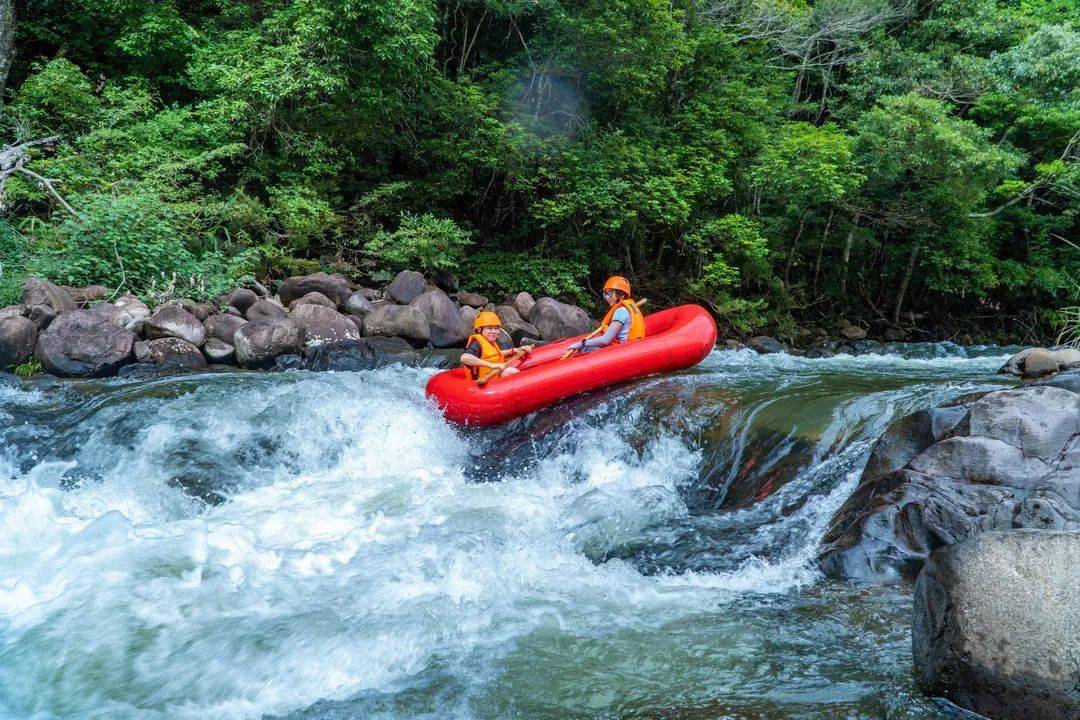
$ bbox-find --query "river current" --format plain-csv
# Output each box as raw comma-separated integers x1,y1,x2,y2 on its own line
0,344,1017,719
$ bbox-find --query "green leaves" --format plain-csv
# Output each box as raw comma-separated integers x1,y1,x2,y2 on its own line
365,213,472,272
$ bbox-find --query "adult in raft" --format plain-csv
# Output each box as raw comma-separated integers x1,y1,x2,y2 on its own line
461,311,533,383
566,275,645,353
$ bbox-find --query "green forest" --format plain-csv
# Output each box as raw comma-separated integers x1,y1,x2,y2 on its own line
0,0,1076,342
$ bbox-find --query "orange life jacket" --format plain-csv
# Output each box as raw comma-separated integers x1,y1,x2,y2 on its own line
464,333,503,382
600,299,645,343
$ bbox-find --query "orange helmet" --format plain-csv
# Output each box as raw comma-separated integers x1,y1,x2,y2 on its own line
603,275,631,296
473,310,501,330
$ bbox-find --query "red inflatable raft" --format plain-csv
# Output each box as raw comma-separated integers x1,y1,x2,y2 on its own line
425,304,717,427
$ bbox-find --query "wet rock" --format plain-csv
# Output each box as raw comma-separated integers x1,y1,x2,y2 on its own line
34,310,136,377
278,272,352,307
512,291,536,320
246,299,287,321
218,287,258,314
204,313,247,344
22,278,75,315
272,354,306,371
63,285,106,308
1000,346,1080,379
527,297,592,341
362,304,430,347
457,291,488,309
1021,348,1060,378
234,317,305,369
913,530,1080,720
27,305,57,330
884,327,906,342
385,270,427,305
290,304,361,345
287,291,336,310
134,337,207,369
411,289,469,348
0,304,27,319
719,339,746,351
1036,368,1080,394
202,337,235,364
0,316,38,367
343,292,375,318
819,384,1080,581
748,336,786,354
115,294,151,322
495,304,540,344
838,320,867,341
299,337,422,371
145,304,206,347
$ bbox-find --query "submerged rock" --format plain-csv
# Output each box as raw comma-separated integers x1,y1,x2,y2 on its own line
913,530,1080,720
34,310,136,377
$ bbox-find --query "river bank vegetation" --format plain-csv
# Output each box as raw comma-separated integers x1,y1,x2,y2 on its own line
0,0,1076,342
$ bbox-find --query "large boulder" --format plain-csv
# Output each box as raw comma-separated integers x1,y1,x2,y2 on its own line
202,338,236,364
144,304,206,347
287,291,336,310
460,305,479,331
246,299,287,321
0,305,27,320
385,270,428,305
297,337,423,371
0,316,38,367
495,304,540,344
1001,346,1080,379
748,336,787,354
511,291,536,319
114,294,151,322
527,297,592,341
34,310,136,377
362,304,430,347
457,291,488,309
233,318,305,369
27,305,57,330
63,285,106,308
290,304,361,345
410,290,469,348
22,278,75,315
913,530,1080,720
204,313,247,344
87,302,143,329
179,299,215,322
218,288,258,314
277,273,352,308
343,292,375,318
133,337,207,369
819,385,1080,580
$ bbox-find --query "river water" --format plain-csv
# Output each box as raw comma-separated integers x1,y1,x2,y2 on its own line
0,344,1017,720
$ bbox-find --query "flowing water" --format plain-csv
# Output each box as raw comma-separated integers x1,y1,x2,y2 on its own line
0,344,1018,720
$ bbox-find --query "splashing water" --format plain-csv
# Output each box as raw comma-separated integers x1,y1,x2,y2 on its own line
0,346,1015,719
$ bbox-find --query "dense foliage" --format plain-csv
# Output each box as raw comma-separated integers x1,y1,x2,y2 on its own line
0,0,1076,340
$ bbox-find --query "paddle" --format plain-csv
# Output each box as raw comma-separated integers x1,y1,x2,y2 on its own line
559,298,648,360
476,346,530,387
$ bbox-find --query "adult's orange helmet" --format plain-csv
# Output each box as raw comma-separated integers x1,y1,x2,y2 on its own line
473,311,501,330
603,276,631,296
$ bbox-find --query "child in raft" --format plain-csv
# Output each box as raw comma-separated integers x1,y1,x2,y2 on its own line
461,311,533,383
565,275,645,353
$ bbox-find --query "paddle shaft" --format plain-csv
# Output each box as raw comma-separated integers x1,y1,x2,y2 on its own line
476,346,529,386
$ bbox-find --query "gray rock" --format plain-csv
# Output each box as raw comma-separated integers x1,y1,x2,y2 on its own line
114,294,151,322
234,318,305,369
431,270,459,293
861,406,968,481
908,436,1051,487
134,337,207,369
883,327,906,342
63,285,106,308
22,278,75,314
411,290,469,348
145,305,206,347
913,530,1080,720
748,336,787,354
362,304,430,347
179,299,215,322
495,304,540,344
0,316,38,367
287,291,336,310
512,291,536,320
86,303,130,328
27,304,57,330
204,313,247,344
343,292,375,317
1022,347,1060,378
0,304,27,319
457,291,488,309
527,297,592,341
385,270,427,305
1036,369,1080,394
218,288,258,314
968,386,1078,462
34,310,136,377
222,305,243,317
838,321,867,341
460,305,479,331
299,337,422,371
246,299,287,321
278,273,352,307
290,304,361,345
202,337,235,364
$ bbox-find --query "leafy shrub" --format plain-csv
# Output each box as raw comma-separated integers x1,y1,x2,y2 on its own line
10,59,100,133
461,251,590,304
0,220,29,306
686,215,771,332
365,213,472,273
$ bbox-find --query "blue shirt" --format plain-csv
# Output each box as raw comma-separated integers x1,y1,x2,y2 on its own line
582,306,631,352
610,306,631,343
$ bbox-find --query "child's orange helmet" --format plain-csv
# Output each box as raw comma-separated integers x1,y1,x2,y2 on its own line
603,276,631,296
473,311,501,330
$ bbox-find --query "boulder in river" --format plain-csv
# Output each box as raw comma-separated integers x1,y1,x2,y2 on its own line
1000,346,1080,379
115,294,151,322
837,320,867,341
495,304,540,344
913,530,1080,720
218,287,258,314
819,385,1080,580
343,292,375,318
287,291,336,310
202,337,235,364
22,278,75,315
511,291,536,320
134,337,207,369
290,304,361,345
748,336,787,354
34,310,136,377
204,313,247,344
527,297,591,341
385,270,428,305
362,304,430,347
246,299,287,321
0,315,38,367
234,317,305,369
277,272,352,308
298,337,423,371
411,290,469,348
144,304,206,347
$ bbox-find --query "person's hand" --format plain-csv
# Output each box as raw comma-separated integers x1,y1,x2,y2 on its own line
521,344,534,355
492,362,506,372
568,341,582,351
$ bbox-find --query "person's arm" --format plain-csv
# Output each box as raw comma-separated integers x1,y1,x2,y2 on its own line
461,352,505,372
569,321,622,351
